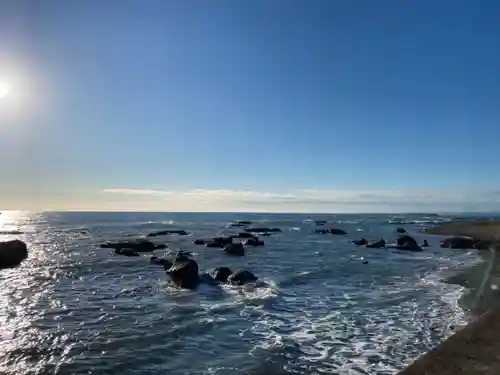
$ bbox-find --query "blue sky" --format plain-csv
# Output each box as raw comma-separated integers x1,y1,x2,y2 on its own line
0,0,499,212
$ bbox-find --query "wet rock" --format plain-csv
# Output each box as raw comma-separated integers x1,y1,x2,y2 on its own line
395,235,422,251
228,270,258,285
474,240,492,250
396,228,407,233
194,239,206,245
210,267,233,283
166,258,200,289
115,248,139,257
205,237,233,248
314,229,330,234
366,239,386,248
0,230,24,235
100,239,166,252
237,221,252,225
224,243,245,256
230,223,246,228
422,240,430,248
245,227,282,233
231,232,256,239
147,230,188,237
314,220,327,225
150,256,172,268
440,236,475,249
330,228,347,235
244,238,264,247
352,238,367,246
0,240,28,269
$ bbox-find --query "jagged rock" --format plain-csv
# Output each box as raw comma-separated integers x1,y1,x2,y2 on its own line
210,267,233,283
0,240,28,269
395,235,422,251
228,270,258,285
166,258,200,289
224,243,245,256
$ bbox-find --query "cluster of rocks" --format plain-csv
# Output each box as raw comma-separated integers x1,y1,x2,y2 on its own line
100,239,167,256
314,228,347,235
149,251,258,289
439,236,492,250
352,235,429,252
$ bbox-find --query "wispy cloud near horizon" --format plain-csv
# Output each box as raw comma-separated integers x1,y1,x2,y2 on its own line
101,187,500,213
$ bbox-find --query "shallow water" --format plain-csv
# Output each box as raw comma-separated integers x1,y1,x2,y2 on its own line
0,211,482,374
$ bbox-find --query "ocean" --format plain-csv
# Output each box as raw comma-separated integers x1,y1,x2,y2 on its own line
0,211,484,375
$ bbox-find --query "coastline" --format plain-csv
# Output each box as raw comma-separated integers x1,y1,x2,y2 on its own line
399,220,500,374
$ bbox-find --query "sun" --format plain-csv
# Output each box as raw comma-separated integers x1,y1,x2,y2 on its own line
0,81,11,99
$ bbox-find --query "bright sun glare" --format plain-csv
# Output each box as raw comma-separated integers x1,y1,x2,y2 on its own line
0,81,11,99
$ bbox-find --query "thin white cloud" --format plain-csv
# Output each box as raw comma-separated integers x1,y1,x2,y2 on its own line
101,187,500,212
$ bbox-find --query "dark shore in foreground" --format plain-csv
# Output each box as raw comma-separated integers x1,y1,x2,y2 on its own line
400,219,500,375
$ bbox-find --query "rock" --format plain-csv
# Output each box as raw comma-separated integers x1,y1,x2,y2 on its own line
150,256,172,268
366,239,386,248
147,230,189,237
205,237,233,248
210,267,233,283
244,238,264,247
0,230,24,235
395,235,422,251
440,236,475,249
231,232,256,239
224,243,245,256
245,227,281,233
396,228,407,233
474,240,492,250
237,221,252,225
228,270,258,285
100,239,166,252
194,239,206,245
314,229,330,234
230,223,246,228
330,228,347,235
166,258,200,289
352,238,367,246
422,240,430,248
115,248,139,257
0,240,28,270
314,220,327,225
261,233,271,236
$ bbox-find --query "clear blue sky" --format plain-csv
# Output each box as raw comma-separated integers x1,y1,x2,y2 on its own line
0,0,499,212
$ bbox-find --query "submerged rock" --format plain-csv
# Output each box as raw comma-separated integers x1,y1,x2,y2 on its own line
330,228,347,235
393,235,422,251
0,230,24,235
396,228,407,233
314,220,327,225
205,237,233,248
227,270,258,285
193,239,206,245
100,239,166,252
166,258,200,289
244,238,264,247
314,229,330,234
230,223,246,228
115,248,139,257
231,232,256,239
237,221,252,225
150,256,172,268
440,236,476,249
147,230,188,237
244,227,281,233
0,240,28,270
224,243,245,256
366,239,386,248
352,238,367,246
210,267,233,283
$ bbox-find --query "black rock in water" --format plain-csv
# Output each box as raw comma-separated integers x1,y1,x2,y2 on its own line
352,238,367,246
224,243,245,256
0,240,28,270
115,248,139,257
150,256,172,268
194,239,206,245
166,258,200,289
330,228,347,235
210,267,233,283
231,232,256,239
366,239,386,248
100,239,165,252
237,221,252,225
440,236,475,249
244,238,264,247
147,230,189,237
396,228,407,233
227,270,258,285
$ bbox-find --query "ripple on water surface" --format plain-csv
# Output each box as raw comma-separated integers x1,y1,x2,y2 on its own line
0,211,482,374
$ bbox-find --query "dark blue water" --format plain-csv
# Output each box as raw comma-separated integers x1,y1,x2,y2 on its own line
0,211,482,375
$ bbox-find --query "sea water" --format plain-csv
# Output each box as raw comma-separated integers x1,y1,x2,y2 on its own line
0,211,483,374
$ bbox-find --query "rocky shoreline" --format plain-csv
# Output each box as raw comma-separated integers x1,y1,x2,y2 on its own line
399,219,500,375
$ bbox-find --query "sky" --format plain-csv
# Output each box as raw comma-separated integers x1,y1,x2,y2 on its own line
0,0,499,213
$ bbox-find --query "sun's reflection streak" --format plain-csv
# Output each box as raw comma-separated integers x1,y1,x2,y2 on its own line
0,212,75,374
